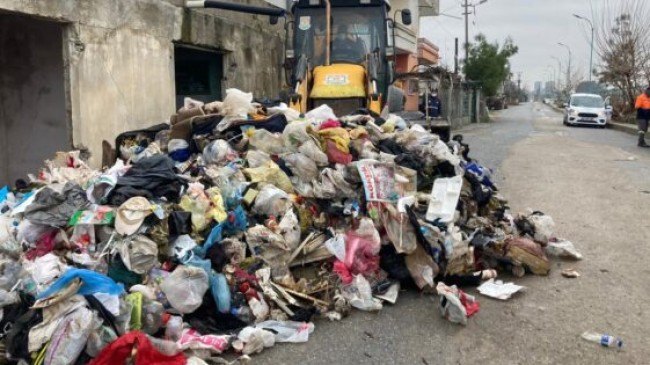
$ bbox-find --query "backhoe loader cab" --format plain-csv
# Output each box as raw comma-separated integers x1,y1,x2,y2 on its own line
286,0,411,116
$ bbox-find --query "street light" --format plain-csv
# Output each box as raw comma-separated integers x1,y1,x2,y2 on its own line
573,14,594,82
557,42,572,90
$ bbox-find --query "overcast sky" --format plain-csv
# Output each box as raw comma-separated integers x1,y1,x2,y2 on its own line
419,0,606,90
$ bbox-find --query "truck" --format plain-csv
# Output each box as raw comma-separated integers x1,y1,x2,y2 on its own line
187,0,413,116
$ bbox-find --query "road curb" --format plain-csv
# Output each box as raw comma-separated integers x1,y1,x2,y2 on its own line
609,122,637,135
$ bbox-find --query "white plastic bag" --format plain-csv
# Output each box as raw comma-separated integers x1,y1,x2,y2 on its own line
235,327,275,354
253,320,315,343
282,153,319,182
221,88,255,118
278,209,301,250
160,266,209,314
529,213,555,244
545,238,583,260
282,121,311,151
203,140,238,165
246,150,272,168
252,185,292,217
249,129,286,155
298,140,329,167
305,104,336,121
44,306,96,365
342,275,383,311
436,282,468,325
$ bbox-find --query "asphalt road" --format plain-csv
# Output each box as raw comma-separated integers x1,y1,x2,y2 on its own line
253,102,650,365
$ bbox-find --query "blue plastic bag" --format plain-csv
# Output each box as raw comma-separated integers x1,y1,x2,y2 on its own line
37,268,124,299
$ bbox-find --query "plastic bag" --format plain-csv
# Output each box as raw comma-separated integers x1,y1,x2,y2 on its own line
88,331,186,365
210,273,231,313
178,328,231,353
342,232,380,278
282,121,311,151
160,265,209,314
44,306,96,365
282,153,319,182
253,320,315,343
252,185,292,217
85,319,117,357
278,209,301,250
305,104,336,121
325,140,352,165
249,129,286,155
380,204,417,255
436,282,479,325
404,244,438,290
37,269,124,300
22,253,68,294
203,140,238,166
243,162,294,193
545,238,583,260
246,150,272,168
235,327,275,355
221,88,255,118
529,213,555,244
298,139,329,167
341,275,382,311
245,225,291,279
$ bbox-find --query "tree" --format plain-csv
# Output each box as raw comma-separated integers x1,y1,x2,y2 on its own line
594,0,650,112
463,34,518,96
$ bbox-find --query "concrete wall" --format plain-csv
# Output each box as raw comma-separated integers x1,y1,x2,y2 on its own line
0,0,285,169
0,15,70,185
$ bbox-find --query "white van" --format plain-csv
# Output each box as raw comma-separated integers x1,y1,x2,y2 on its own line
563,93,611,128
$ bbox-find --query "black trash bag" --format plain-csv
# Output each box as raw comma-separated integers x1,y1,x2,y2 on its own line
107,155,187,206
207,243,229,274
376,138,405,155
379,244,412,283
168,211,192,237
6,309,42,362
0,292,35,341
464,172,493,207
185,291,246,334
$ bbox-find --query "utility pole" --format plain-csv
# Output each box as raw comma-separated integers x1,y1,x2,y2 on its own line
517,72,522,102
461,0,487,72
463,0,469,67
454,37,459,74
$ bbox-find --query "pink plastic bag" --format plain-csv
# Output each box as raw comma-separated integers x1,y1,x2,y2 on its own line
333,232,379,283
325,140,352,165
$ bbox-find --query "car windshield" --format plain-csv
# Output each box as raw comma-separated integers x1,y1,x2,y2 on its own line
571,95,604,108
294,7,386,66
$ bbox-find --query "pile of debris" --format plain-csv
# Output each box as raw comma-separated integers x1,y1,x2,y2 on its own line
0,89,582,364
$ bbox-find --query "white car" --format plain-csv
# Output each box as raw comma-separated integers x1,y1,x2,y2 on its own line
563,93,611,128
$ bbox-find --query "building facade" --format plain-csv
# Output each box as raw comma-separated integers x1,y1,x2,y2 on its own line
0,0,285,184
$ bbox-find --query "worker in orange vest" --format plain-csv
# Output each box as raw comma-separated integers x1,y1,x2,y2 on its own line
635,86,650,147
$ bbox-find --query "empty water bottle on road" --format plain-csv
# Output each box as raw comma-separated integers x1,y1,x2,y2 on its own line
581,331,623,349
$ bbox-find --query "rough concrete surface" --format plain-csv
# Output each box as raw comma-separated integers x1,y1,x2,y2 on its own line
253,102,650,365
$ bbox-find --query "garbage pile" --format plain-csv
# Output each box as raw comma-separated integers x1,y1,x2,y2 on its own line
0,88,582,364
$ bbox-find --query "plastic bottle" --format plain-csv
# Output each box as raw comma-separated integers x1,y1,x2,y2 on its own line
581,331,623,349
